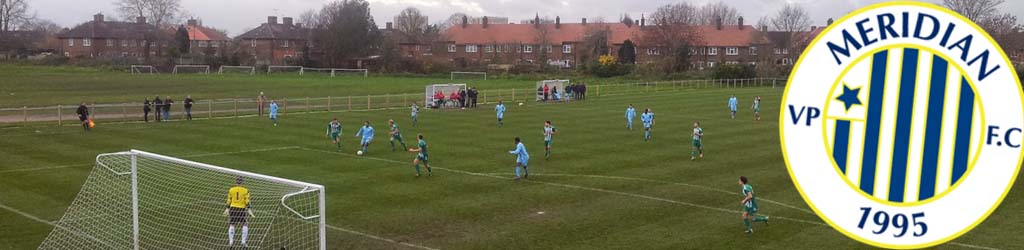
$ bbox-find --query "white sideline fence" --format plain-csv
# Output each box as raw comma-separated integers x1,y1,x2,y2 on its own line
0,78,786,127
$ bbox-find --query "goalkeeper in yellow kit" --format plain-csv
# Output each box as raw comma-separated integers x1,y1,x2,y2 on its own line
225,176,255,247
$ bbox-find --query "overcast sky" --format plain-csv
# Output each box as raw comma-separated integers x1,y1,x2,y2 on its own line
29,0,1024,36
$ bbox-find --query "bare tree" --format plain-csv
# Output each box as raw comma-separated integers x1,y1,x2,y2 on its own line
395,7,428,42
650,2,699,25
0,0,31,34
115,0,181,27
298,9,319,27
439,13,466,31
699,1,739,25
771,3,811,33
943,0,1004,23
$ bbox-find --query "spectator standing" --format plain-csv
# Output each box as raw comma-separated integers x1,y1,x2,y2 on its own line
153,96,163,122
163,96,173,121
543,84,550,101
76,102,90,132
184,95,195,121
449,91,459,108
470,87,479,107
459,89,468,108
581,83,588,100
257,92,266,117
536,86,543,101
143,98,152,122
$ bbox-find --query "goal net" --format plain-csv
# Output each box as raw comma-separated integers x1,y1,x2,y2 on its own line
218,66,256,75
450,71,487,80
536,80,570,101
38,150,326,250
268,66,303,75
173,65,211,75
131,65,156,75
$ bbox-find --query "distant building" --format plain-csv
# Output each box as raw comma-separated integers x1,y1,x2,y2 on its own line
57,14,172,61
469,16,508,25
185,19,230,58
394,16,429,32
236,16,310,66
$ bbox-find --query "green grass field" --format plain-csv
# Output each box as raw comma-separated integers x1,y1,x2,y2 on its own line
0,67,1021,249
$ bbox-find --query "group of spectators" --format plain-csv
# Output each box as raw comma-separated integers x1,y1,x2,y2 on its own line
537,83,587,102
432,87,479,109
143,95,196,122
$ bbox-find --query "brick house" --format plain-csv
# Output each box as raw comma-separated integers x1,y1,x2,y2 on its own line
236,16,310,66
184,19,230,58
763,27,823,67
57,14,171,61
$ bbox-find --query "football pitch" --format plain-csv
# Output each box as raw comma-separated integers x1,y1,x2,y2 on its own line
0,71,1020,249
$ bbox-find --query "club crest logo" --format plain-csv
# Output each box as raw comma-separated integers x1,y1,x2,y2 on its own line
780,2,1023,248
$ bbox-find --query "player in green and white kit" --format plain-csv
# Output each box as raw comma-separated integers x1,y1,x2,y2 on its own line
408,134,432,177
411,103,420,127
751,96,761,121
691,121,704,160
543,121,557,160
739,176,769,234
388,119,408,151
326,118,342,151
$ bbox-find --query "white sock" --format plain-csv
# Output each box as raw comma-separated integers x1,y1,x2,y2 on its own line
228,225,235,246
241,225,249,245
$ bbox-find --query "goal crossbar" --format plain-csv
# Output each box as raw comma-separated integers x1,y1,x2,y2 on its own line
172,65,211,75
450,71,487,80
218,66,256,75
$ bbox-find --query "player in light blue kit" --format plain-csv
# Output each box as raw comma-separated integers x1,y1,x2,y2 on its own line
495,101,507,127
640,108,655,141
728,95,738,119
355,121,374,155
410,103,420,127
625,104,636,130
269,100,279,126
509,137,529,180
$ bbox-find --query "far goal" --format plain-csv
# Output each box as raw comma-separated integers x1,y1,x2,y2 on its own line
173,65,211,75
451,71,487,80
130,65,156,75
219,66,256,75
38,150,326,250
268,66,303,75
300,68,369,77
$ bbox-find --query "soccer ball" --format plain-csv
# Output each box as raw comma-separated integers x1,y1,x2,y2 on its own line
518,102,524,106
356,150,364,156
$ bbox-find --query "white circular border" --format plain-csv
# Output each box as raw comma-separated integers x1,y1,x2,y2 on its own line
781,2,1023,248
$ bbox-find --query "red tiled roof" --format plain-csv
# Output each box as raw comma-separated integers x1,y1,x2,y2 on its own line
444,23,767,47
187,25,229,41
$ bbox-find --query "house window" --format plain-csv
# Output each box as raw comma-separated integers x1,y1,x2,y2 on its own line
83,39,91,47
707,61,716,68
447,44,456,52
647,48,660,55
726,61,738,65
700,47,706,55
749,47,758,55
121,52,128,57
782,48,790,54
283,40,289,48
199,41,208,47
130,40,136,47
726,47,738,55
708,47,718,55
524,45,533,53
485,45,494,53
466,45,478,53
251,40,257,48
562,44,572,54
122,40,128,47
689,48,697,55
64,52,70,57
774,48,782,55
106,39,114,47
542,45,552,53
68,39,74,47
211,41,219,48
150,51,156,56
782,58,792,65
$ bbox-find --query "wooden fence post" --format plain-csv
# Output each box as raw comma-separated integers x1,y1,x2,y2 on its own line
306,97,310,113
511,89,516,103
283,98,288,116
348,96,352,111
386,94,390,108
208,100,212,119
23,106,28,126
57,105,62,127
327,96,332,112
367,95,371,110
234,99,238,118
597,85,601,97
403,94,408,107
122,105,127,122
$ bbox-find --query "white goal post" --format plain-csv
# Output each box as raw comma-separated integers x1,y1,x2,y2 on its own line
450,71,487,80
268,66,303,75
172,65,211,75
218,66,256,75
38,150,326,250
301,68,369,77
130,65,156,75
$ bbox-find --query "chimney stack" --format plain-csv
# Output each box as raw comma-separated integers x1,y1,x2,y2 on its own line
534,14,540,29
827,18,834,26
483,16,489,29
296,23,303,28
761,25,768,32
634,20,639,26
136,16,146,24
283,17,293,26
187,19,198,26
715,17,723,30
386,22,393,30
461,15,468,28
93,14,104,23
640,14,645,27
738,16,744,30
555,16,560,29
268,16,278,25
582,18,587,25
